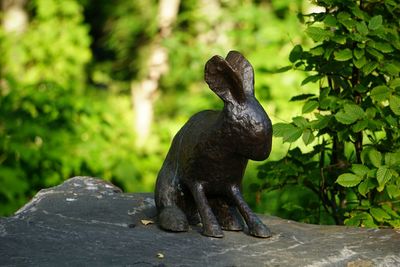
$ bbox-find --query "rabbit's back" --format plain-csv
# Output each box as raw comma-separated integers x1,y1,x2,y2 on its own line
155,110,222,209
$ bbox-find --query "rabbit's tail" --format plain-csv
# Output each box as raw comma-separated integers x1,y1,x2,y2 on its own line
158,206,189,232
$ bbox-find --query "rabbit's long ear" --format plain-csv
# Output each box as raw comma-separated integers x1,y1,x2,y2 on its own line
204,55,246,104
225,51,254,97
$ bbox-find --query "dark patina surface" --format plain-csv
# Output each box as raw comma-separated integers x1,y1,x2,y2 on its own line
155,51,273,238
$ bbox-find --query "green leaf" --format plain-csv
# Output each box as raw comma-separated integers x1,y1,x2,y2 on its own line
292,116,308,128
301,75,322,86
368,15,382,30
353,56,367,69
273,123,295,137
366,47,384,60
370,85,391,102
344,211,374,227
337,173,363,187
387,184,400,199
290,94,316,102
385,151,400,166
365,107,377,119
389,78,400,89
283,126,303,143
305,27,333,42
302,129,315,145
353,48,364,60
384,63,400,76
344,104,364,119
370,207,391,222
311,114,331,130
337,12,355,29
356,21,368,35
310,46,324,56
369,149,382,167
388,220,400,228
362,61,378,75
382,204,400,219
376,166,393,191
323,14,337,27
335,110,357,124
351,164,370,177
334,49,353,61
374,42,394,53
389,95,400,115
332,35,347,45
358,178,376,197
352,120,368,132
337,11,351,21
302,100,319,114
351,5,366,19
289,45,303,63
273,123,303,143
335,104,364,125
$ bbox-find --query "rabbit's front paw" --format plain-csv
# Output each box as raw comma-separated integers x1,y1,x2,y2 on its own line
202,224,224,238
248,221,272,238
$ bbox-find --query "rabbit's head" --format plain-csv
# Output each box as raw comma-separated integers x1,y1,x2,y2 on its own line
204,51,272,161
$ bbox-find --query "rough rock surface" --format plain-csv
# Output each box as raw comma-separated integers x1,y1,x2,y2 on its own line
0,176,399,267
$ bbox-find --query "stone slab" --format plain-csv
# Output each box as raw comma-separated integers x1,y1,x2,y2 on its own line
0,177,399,266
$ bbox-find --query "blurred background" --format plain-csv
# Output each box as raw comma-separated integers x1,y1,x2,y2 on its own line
0,0,317,217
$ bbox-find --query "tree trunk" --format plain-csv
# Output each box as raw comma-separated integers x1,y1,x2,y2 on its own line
1,0,27,34
1,0,27,83
131,0,180,147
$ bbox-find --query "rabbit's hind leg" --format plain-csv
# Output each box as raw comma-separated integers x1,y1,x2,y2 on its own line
210,198,243,231
186,182,224,238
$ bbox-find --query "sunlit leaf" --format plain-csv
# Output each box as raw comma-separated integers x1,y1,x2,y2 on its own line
352,120,368,132
302,100,319,114
387,184,400,199
292,116,309,128
283,127,303,143
337,173,362,187
351,164,370,176
353,56,367,69
344,104,364,119
305,27,333,42
273,123,295,137
302,129,315,145
334,49,353,61
369,149,382,168
358,178,376,197
362,61,378,75
353,48,364,60
376,166,393,192
389,95,400,115
389,78,400,89
370,86,391,102
370,207,391,222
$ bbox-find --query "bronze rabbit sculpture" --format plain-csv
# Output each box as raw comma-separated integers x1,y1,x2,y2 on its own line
155,51,272,238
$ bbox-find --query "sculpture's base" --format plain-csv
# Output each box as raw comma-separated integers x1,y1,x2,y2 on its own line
1,177,399,266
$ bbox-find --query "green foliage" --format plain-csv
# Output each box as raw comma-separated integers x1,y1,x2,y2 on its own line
0,0,159,216
0,0,322,222
4,0,91,89
83,0,158,84
258,0,400,228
